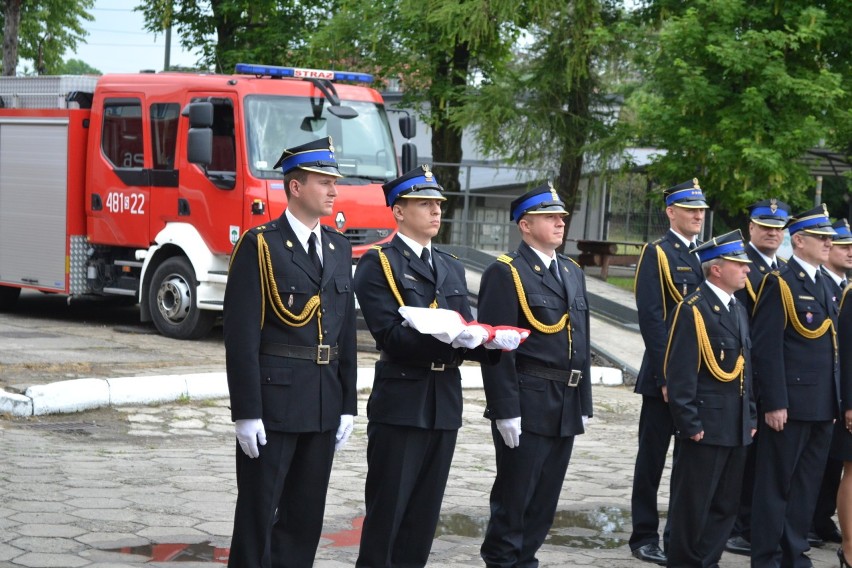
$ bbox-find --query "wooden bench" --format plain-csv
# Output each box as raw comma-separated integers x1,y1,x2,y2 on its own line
573,239,644,280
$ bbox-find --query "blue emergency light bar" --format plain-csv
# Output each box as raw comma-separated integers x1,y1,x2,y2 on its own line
234,63,373,84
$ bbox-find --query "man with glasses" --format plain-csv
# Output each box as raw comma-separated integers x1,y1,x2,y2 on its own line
810,218,852,546
750,205,839,568
726,198,791,556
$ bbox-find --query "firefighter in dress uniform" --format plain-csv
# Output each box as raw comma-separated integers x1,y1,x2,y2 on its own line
630,179,708,565
477,183,593,568
726,198,790,556
353,165,509,568
223,137,358,568
749,205,839,568
664,230,757,567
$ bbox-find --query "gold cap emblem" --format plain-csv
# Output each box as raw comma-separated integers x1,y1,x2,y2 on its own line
548,181,559,201
770,198,778,213
328,136,335,153
692,178,700,188
422,164,433,181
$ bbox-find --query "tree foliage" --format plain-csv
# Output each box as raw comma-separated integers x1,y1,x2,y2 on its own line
54,57,100,75
137,0,337,73
458,1,629,235
1,0,93,75
622,0,852,224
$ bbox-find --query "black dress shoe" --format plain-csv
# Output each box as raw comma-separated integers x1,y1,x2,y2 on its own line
632,543,667,565
807,531,824,547
816,525,843,544
725,536,751,555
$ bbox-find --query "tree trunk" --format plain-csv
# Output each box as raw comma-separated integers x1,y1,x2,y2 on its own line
432,42,470,244
2,0,23,76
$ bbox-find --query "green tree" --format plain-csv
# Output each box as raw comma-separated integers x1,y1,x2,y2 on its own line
1,0,93,75
54,58,100,75
137,0,336,74
310,0,544,242
458,0,629,236
622,0,852,225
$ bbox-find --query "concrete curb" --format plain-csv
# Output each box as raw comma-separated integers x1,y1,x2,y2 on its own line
1,366,622,417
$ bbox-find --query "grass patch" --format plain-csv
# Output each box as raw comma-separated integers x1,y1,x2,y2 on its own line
606,276,634,292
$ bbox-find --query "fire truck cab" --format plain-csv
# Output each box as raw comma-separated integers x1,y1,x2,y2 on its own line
0,65,413,339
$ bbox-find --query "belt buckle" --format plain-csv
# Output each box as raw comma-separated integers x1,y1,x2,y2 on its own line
567,370,582,387
316,345,331,365
430,362,445,372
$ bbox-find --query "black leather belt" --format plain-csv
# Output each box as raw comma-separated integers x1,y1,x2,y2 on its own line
379,351,459,372
517,360,582,387
260,341,339,365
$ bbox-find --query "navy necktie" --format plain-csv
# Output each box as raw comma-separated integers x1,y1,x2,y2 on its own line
549,259,561,283
308,233,322,273
421,248,435,278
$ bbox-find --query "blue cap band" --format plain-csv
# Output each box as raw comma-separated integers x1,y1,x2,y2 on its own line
696,240,745,263
280,149,337,174
751,206,789,219
386,174,434,204
512,192,563,222
665,187,706,207
787,215,834,235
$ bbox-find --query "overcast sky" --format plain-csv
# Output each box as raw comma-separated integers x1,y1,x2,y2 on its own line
61,0,201,74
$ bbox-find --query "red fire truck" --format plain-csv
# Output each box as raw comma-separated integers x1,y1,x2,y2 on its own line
0,64,416,339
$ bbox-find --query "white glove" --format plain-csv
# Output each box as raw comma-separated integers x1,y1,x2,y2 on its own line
582,415,591,428
398,306,467,344
451,325,491,349
235,418,267,458
335,414,354,451
485,328,529,351
495,417,522,448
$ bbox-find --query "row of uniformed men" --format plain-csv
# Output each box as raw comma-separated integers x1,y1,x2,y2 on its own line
222,137,593,568
627,178,852,568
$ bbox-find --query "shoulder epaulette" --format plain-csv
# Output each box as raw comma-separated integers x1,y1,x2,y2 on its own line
651,236,665,246
320,224,344,235
250,222,277,234
685,292,701,305
432,246,458,259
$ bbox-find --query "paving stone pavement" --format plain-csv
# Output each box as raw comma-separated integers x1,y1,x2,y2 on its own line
0,385,842,567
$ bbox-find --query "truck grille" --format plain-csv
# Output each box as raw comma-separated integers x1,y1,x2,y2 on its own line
342,228,393,246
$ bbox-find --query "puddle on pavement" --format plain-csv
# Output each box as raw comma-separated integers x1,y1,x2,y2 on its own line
436,506,631,549
103,542,229,563
103,506,631,562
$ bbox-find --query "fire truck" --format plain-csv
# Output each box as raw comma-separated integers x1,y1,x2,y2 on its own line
0,64,417,339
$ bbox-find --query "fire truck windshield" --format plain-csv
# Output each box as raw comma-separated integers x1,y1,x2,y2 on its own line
244,95,398,183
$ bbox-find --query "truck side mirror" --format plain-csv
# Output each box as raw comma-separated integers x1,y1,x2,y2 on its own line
187,102,213,128
399,115,416,139
188,129,213,166
401,142,417,174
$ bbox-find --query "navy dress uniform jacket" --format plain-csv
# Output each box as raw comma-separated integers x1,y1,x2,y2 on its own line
666,285,757,446
751,258,839,420
353,235,493,430
634,230,704,397
477,242,593,436
734,246,783,319
224,217,358,432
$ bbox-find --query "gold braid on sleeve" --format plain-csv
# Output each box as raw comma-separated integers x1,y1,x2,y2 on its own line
776,276,835,348
692,305,745,394
496,255,571,346
372,246,438,309
257,233,322,336
656,245,683,322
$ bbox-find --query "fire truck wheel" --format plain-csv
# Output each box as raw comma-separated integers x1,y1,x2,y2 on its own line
0,285,21,311
148,257,214,340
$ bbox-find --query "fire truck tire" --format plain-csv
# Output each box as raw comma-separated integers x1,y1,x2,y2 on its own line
148,257,215,340
0,285,21,311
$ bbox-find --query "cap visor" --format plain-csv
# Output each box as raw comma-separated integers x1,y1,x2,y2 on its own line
751,218,787,228
721,252,751,263
298,165,343,178
525,204,569,216
673,200,708,209
400,188,447,201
